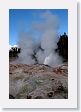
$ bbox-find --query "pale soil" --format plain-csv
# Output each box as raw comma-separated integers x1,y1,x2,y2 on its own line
9,63,68,99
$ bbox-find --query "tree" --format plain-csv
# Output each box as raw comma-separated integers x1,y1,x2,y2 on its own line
9,47,21,58
56,32,68,62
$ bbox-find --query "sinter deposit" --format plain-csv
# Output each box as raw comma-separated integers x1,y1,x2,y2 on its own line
9,63,68,99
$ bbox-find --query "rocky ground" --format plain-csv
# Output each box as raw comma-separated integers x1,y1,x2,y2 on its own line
9,63,68,99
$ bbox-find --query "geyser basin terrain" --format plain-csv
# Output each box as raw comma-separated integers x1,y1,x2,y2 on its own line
9,63,68,99
9,9,68,99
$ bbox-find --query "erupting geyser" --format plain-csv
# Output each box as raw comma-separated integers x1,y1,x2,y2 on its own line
43,53,63,67
44,54,53,65
17,10,63,67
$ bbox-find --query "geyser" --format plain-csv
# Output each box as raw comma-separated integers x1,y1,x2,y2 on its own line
17,10,63,67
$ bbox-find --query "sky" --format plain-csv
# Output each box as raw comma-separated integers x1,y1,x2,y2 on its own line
9,9,68,46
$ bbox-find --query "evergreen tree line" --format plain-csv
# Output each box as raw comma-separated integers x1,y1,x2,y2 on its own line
55,32,68,61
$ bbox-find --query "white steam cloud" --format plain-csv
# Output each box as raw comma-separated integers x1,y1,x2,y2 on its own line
17,10,63,67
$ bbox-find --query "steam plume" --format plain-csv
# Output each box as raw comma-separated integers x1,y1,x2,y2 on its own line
17,10,63,67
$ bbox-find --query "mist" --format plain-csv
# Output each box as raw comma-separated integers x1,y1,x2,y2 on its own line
17,10,63,67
